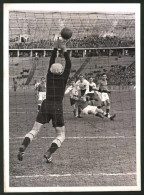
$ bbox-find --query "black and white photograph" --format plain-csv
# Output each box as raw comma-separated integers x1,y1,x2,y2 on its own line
4,3,141,192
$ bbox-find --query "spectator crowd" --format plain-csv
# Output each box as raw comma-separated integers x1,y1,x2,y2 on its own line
9,35,135,49
83,62,135,86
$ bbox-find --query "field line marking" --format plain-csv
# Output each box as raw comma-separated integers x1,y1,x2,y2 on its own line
9,110,136,114
10,172,136,179
9,136,135,140
41,136,135,139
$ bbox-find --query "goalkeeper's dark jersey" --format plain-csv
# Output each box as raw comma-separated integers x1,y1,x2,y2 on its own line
46,48,71,102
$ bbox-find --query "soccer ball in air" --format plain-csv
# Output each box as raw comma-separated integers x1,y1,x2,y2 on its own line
61,27,72,40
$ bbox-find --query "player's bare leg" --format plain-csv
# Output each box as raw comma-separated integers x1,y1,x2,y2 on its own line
95,108,116,120
77,106,82,118
103,111,116,120
44,126,65,163
105,99,110,116
17,121,43,161
72,104,76,116
74,104,82,118
102,99,116,120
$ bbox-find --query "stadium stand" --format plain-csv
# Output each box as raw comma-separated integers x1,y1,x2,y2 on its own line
9,11,135,88
9,35,135,49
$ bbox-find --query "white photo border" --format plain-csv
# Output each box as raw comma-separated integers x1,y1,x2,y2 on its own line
4,3,141,192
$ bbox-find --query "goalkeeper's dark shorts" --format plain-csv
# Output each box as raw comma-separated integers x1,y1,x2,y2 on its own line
36,99,64,127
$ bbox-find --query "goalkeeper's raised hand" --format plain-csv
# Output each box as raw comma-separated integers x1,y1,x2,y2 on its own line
58,38,67,52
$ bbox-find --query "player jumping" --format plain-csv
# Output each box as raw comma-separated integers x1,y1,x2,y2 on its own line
17,39,71,163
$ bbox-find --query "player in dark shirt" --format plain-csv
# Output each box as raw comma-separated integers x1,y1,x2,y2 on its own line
36,77,46,111
17,39,71,163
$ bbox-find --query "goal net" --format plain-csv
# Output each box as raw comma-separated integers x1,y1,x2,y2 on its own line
9,10,136,188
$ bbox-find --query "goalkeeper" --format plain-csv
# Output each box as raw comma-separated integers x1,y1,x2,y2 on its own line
18,39,71,163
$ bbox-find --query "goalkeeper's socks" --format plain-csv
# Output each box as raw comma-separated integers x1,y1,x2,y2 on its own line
44,143,58,162
48,143,58,154
21,137,31,151
106,108,110,114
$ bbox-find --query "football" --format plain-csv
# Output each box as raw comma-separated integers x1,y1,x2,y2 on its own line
61,27,72,40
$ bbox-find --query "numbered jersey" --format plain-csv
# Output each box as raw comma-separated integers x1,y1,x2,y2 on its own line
76,79,89,90
76,79,89,95
65,86,79,98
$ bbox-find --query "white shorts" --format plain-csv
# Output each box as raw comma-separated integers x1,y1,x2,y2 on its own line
82,105,98,115
96,92,109,102
38,92,46,101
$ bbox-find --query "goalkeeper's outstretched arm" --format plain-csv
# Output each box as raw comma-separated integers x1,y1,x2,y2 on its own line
48,41,58,73
61,43,71,78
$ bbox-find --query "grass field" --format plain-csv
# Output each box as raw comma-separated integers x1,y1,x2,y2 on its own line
9,87,136,188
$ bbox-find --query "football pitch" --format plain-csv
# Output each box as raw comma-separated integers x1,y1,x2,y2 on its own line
9,87,136,188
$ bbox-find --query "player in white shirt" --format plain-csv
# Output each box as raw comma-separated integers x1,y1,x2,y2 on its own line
87,77,98,105
65,80,79,116
34,80,40,95
75,74,89,118
76,74,89,96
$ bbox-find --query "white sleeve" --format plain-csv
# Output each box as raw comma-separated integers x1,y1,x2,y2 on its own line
85,81,90,95
65,86,72,95
75,80,79,86
35,83,39,90
93,83,96,88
